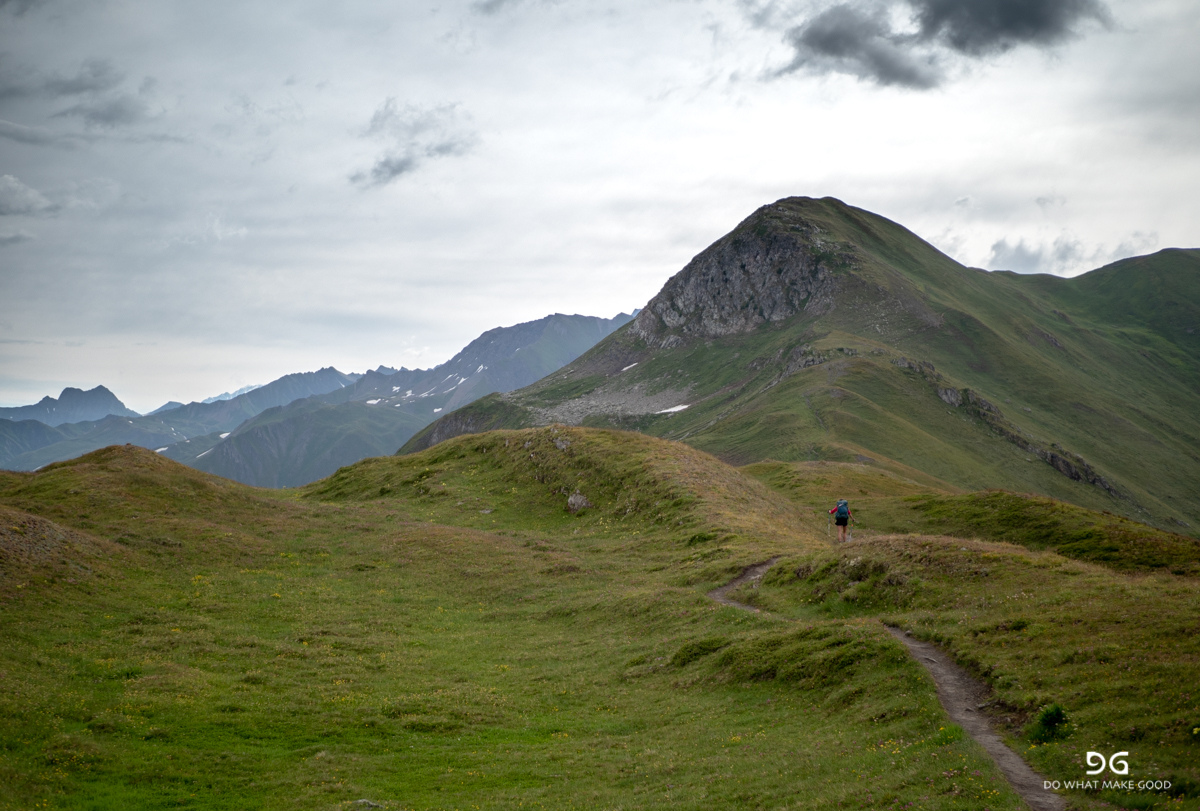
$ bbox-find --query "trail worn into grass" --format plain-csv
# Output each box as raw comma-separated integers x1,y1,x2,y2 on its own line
706,557,779,609
885,627,1064,811
710,562,1064,811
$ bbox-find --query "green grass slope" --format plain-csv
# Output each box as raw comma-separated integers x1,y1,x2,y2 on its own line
403,198,1200,536
1,438,1197,810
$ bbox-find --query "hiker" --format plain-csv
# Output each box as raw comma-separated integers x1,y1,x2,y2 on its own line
828,499,854,543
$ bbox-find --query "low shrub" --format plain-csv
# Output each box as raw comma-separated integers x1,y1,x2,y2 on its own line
1026,703,1070,742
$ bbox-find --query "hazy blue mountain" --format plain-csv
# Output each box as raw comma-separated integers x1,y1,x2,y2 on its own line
0,386,139,426
329,312,635,411
2,313,630,478
0,419,89,465
2,367,359,471
148,401,185,415
201,383,263,404
171,312,634,487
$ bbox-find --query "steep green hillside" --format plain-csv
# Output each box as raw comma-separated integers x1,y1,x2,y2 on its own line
1,436,1197,810
0,417,89,464
403,197,1200,535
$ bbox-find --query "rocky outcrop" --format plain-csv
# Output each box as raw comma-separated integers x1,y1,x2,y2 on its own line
566,492,592,513
629,203,844,345
894,355,1122,500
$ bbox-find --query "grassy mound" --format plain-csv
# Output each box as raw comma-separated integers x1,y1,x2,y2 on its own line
0,444,278,525
308,426,819,562
0,445,309,577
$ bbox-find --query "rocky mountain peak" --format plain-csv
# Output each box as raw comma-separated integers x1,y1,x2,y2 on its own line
630,197,851,346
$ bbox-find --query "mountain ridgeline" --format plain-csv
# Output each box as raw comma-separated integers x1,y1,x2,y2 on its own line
0,313,632,485
0,367,360,473
403,197,1200,534
153,312,633,487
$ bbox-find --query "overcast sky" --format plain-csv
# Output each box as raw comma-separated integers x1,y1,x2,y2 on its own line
2,0,1197,413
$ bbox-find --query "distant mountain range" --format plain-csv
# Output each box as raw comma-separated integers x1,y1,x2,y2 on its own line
0,367,359,472
0,311,633,486
402,197,1200,536
167,312,634,487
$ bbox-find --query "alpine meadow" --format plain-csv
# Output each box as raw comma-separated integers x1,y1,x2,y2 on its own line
3,198,1199,811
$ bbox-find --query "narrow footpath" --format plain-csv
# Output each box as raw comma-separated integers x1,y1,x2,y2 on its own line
708,560,1064,811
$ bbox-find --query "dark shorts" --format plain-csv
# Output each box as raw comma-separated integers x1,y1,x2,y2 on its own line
835,517,849,526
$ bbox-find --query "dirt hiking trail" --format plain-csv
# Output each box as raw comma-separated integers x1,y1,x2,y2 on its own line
706,558,779,608
709,560,1064,811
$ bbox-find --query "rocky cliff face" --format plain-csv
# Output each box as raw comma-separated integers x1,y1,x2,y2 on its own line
630,201,844,346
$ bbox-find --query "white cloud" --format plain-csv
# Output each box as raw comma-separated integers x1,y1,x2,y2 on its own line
987,230,1161,275
0,174,53,215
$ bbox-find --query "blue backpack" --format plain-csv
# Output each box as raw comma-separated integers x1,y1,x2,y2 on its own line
835,500,850,518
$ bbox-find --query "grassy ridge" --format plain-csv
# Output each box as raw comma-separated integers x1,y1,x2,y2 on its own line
1,436,1198,809
320,425,818,585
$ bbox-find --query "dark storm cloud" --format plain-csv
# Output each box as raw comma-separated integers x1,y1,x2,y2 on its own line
985,230,1153,275
359,154,418,186
43,58,125,96
350,99,476,188
473,0,524,14
766,0,1111,88
913,0,1111,55
779,4,939,88
987,237,1047,272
